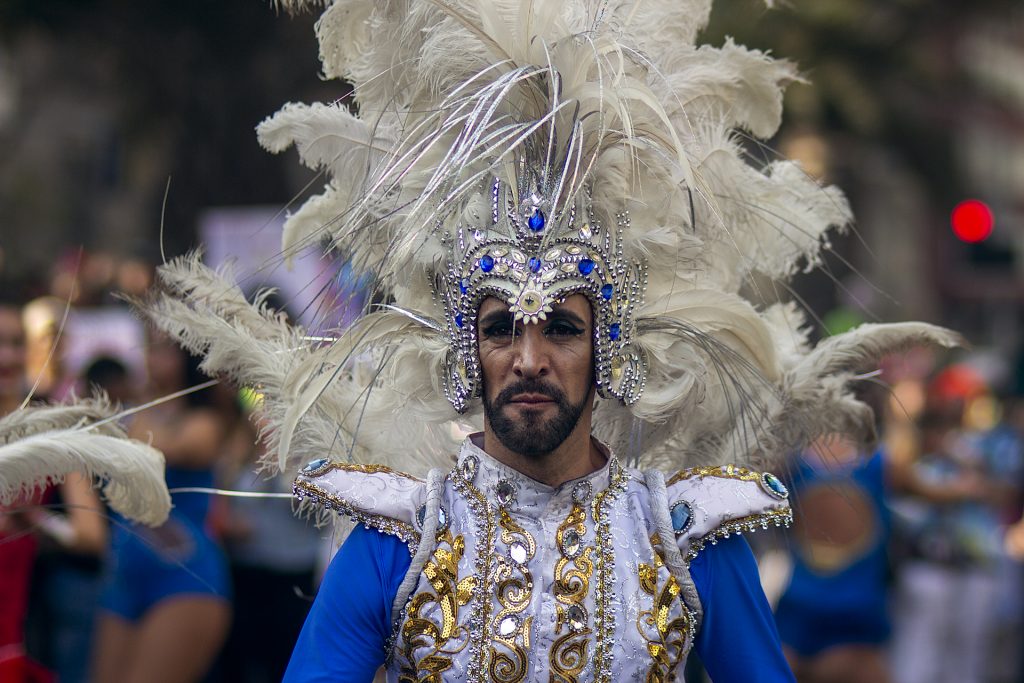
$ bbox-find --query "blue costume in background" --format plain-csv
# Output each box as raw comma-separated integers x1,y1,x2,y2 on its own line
774,450,890,655
100,467,230,620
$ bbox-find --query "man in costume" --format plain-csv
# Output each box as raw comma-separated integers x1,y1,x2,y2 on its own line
135,0,960,680
285,297,796,681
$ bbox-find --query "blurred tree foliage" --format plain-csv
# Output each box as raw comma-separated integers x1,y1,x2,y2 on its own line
0,1,336,271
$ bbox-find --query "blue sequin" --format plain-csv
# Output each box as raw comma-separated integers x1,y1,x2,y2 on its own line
578,259,595,276
528,209,546,231
609,323,621,341
302,458,328,473
455,313,463,328
460,278,470,294
601,283,614,300
480,255,494,272
528,257,542,273
671,501,693,533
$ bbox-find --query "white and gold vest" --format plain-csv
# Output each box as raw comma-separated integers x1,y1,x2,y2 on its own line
294,437,791,682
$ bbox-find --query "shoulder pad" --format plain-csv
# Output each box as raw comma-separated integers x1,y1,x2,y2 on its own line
664,464,792,562
293,460,426,551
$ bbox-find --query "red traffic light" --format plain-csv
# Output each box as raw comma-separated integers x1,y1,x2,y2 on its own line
951,199,994,243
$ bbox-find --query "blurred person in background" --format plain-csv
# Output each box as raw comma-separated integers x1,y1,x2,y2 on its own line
0,299,54,682
25,356,137,683
774,432,893,683
215,388,323,683
92,334,231,683
212,292,323,683
22,297,75,403
81,355,137,407
887,376,1021,683
2,298,110,683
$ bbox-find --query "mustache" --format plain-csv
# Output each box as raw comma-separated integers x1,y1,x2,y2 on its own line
493,379,567,406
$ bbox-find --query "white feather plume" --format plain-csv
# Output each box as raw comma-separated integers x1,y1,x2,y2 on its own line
0,403,170,526
144,0,963,476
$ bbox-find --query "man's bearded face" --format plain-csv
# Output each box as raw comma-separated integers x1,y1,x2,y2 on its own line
477,294,595,458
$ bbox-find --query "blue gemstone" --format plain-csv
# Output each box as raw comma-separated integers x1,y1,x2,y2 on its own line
608,323,621,341
671,501,693,533
528,209,546,231
763,472,789,499
528,257,542,273
416,504,426,527
480,255,495,272
578,259,595,276
601,283,614,300
302,458,328,473
455,313,463,328
460,278,470,294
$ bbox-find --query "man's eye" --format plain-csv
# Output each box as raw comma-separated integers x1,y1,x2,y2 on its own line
545,321,584,337
483,322,516,337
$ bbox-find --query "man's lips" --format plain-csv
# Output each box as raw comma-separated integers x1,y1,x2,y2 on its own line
508,393,555,405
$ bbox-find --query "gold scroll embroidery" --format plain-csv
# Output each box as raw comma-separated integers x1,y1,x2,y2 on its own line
399,528,477,682
550,503,594,682
488,510,535,683
636,534,695,682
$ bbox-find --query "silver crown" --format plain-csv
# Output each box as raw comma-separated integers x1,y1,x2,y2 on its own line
433,156,648,413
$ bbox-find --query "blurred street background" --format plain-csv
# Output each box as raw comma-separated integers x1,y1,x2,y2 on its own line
1,1,1023,682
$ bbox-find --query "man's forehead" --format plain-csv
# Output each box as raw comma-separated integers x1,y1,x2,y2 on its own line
478,293,592,321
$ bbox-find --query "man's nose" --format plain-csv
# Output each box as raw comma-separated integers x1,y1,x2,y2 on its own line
511,325,549,378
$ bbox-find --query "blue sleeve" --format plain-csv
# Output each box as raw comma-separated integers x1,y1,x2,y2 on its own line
691,535,795,683
283,524,413,683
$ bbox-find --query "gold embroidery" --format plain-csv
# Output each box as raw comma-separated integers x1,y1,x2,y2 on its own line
550,504,593,682
488,510,534,682
666,463,761,486
636,534,695,682
399,529,475,682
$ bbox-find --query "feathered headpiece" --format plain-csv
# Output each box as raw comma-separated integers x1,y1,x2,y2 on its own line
142,0,959,476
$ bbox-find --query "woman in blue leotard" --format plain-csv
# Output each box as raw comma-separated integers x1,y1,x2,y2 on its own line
775,434,892,683
93,336,231,683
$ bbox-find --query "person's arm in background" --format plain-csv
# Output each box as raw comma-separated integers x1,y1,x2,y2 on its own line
27,473,107,555
284,524,412,683
691,535,796,683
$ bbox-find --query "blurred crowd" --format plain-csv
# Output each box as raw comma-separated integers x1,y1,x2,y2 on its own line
764,355,1024,683
0,251,328,683
3,250,1024,683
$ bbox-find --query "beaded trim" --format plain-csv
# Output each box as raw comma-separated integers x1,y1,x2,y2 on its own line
683,507,793,563
292,479,420,552
590,459,630,681
451,466,497,682
301,461,425,483
666,463,762,486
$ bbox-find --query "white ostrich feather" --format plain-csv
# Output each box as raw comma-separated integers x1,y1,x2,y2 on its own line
0,397,123,442
0,410,169,527
138,255,461,477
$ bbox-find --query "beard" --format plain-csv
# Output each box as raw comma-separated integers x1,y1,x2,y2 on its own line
483,378,590,458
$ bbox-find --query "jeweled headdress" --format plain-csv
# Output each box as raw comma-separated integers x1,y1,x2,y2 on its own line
141,0,960,475
438,147,647,411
